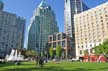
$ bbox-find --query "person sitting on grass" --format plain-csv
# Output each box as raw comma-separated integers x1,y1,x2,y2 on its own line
14,60,21,65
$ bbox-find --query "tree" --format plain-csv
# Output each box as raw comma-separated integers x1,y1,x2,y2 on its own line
56,45,62,59
103,39,108,55
49,47,53,59
25,50,37,57
84,50,89,55
93,46,100,55
93,39,108,56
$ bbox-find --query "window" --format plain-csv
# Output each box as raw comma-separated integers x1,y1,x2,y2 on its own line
78,46,80,48
100,16,103,19
82,45,83,48
101,23,104,26
62,34,66,39
94,40,96,43
62,41,65,47
53,42,56,48
53,35,56,41
102,27,104,29
58,34,61,40
86,45,87,48
98,39,101,42
101,20,103,22
49,44,51,47
90,44,92,47
85,38,87,40
49,37,52,42
67,41,70,47
58,42,61,46
80,50,82,54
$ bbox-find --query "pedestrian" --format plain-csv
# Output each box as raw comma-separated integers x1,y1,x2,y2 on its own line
39,57,44,67
36,56,39,66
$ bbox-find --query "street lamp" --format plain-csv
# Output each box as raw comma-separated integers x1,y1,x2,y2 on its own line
45,51,48,62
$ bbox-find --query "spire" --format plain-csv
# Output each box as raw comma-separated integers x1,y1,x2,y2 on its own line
39,0,49,7
0,0,4,10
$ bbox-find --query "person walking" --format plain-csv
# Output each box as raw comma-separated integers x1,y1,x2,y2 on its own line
39,57,44,67
36,56,39,66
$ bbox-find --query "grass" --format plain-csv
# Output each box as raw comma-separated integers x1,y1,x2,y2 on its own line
0,61,108,71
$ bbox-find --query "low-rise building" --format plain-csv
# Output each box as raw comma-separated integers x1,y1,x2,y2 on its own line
48,32,75,59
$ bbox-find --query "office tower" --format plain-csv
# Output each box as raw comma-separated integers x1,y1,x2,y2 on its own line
15,17,25,49
64,0,89,57
0,0,25,57
28,0,59,53
64,0,88,37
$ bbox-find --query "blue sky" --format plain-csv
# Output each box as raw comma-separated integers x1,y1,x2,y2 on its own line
2,0,107,48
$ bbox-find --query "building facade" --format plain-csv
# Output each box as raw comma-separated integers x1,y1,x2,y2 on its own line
64,0,89,37
15,17,25,49
48,32,74,59
64,0,89,58
74,2,108,59
0,0,25,58
28,0,59,53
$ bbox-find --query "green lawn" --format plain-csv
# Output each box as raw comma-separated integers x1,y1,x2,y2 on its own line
0,61,108,71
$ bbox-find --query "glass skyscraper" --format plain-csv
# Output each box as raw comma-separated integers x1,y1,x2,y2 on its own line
28,0,59,53
64,0,89,38
64,0,89,57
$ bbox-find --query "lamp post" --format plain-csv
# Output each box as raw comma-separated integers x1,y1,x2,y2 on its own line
45,51,48,62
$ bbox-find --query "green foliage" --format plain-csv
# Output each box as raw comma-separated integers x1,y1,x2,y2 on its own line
1,62,108,71
49,47,54,58
103,39,108,45
84,50,88,55
56,45,62,58
93,39,108,56
25,50,37,57
93,46,101,55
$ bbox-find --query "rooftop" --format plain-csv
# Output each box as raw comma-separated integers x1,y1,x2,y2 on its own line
38,0,49,7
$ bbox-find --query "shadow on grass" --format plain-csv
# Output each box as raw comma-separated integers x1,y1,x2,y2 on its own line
87,67,108,71
0,61,35,68
0,66,79,71
99,67,108,70
0,62,14,68
2,66,108,71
